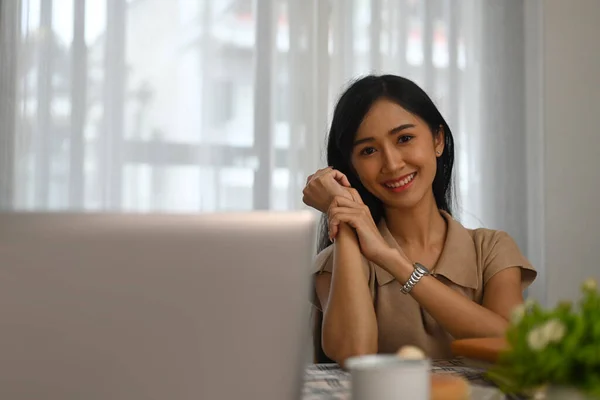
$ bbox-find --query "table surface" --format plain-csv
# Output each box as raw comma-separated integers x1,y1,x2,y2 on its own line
303,359,518,400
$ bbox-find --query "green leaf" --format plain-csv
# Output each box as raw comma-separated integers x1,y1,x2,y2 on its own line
487,281,600,395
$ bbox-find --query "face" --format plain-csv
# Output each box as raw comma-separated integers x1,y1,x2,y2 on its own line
350,98,444,210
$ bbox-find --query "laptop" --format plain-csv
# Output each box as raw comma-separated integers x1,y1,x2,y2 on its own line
0,211,317,400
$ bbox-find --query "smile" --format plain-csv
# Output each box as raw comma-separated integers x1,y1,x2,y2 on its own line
382,172,417,192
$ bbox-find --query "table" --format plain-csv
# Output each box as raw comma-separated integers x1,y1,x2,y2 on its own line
303,359,518,399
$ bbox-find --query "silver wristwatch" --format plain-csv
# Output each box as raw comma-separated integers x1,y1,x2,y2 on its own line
400,262,431,294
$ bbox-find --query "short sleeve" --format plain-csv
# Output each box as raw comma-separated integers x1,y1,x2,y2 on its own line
309,245,372,311
483,231,537,290
312,245,334,276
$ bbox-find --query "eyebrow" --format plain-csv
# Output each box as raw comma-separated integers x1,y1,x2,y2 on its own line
353,124,416,147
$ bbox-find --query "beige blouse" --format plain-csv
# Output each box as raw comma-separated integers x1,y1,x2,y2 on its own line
311,211,537,359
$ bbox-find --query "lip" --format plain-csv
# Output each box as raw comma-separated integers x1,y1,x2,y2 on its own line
381,172,417,186
381,172,417,193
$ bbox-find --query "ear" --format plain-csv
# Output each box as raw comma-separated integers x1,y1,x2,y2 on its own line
434,125,445,156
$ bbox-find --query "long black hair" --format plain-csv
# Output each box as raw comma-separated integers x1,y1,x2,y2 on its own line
317,75,456,253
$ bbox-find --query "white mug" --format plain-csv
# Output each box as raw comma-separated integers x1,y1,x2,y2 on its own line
345,354,430,400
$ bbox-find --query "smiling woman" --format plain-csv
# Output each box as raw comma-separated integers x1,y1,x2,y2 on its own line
302,75,537,365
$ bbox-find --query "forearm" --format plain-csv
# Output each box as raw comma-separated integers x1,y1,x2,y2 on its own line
378,249,509,339
322,224,378,364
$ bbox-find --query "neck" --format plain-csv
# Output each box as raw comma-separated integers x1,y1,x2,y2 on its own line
384,193,447,248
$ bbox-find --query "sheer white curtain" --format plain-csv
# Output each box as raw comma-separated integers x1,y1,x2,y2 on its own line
0,0,528,248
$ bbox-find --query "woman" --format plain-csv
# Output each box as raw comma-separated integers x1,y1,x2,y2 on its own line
303,75,536,365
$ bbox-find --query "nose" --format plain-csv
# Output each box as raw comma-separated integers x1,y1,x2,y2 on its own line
380,146,405,174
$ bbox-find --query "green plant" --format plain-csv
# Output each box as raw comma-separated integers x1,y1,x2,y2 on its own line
487,278,600,398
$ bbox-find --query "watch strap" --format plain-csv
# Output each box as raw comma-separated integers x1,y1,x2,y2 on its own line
400,262,430,294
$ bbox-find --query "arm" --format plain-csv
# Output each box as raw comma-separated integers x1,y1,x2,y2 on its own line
316,223,378,365
326,196,527,340
377,249,523,339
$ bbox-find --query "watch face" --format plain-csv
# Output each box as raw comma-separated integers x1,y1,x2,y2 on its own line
414,262,430,275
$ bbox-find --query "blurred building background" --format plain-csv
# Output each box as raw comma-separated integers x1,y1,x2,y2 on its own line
3,0,600,304
3,0,483,217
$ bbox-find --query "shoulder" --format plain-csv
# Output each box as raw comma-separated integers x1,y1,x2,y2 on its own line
440,211,536,289
440,212,516,260
468,228,514,250
467,227,536,287
467,228,522,260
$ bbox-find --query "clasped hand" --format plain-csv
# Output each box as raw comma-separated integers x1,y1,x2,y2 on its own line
303,167,395,264
326,189,393,265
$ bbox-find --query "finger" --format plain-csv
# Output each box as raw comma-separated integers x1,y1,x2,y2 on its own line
328,211,356,239
330,195,363,210
327,208,361,234
347,188,364,205
328,218,340,240
329,213,359,236
306,167,331,185
330,221,353,240
330,170,351,187
328,206,363,220
314,167,332,179
329,220,340,240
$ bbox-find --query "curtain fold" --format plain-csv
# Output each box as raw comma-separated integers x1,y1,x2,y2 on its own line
0,0,528,250
0,0,21,210
477,0,527,247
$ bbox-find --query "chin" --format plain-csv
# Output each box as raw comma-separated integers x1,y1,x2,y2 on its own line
384,198,420,211
375,184,420,205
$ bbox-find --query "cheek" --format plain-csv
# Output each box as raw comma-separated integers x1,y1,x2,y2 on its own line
408,147,437,171
351,158,379,186
418,153,439,184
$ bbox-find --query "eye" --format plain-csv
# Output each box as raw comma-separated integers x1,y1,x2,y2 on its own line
397,135,414,144
359,147,377,156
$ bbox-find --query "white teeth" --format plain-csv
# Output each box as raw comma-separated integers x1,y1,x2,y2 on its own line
385,173,415,188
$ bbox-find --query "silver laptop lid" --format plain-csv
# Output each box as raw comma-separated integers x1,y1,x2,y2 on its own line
0,211,316,400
